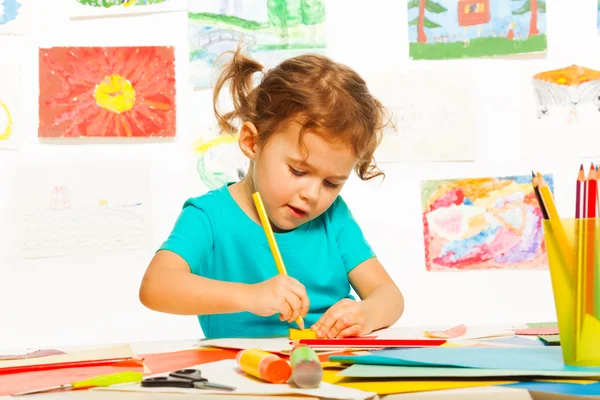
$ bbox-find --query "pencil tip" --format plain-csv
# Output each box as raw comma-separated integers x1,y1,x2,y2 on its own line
531,170,535,177
580,164,584,171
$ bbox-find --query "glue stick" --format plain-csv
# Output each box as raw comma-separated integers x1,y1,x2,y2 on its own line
236,348,291,384
290,343,323,388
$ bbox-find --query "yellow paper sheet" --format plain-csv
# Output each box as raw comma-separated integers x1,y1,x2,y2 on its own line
0,344,137,371
323,369,516,395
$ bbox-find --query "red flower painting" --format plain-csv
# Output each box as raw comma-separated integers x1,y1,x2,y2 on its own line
39,46,176,138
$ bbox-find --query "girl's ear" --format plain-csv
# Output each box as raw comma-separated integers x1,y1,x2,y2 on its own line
238,121,259,160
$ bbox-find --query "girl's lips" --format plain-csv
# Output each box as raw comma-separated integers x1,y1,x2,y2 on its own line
287,204,307,218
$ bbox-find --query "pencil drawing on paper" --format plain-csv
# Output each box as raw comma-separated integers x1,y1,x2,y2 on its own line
532,65,600,123
0,0,21,25
407,0,547,60
193,132,248,189
188,0,326,89
73,0,168,7
38,46,176,138
20,188,149,258
0,101,12,141
420,175,551,271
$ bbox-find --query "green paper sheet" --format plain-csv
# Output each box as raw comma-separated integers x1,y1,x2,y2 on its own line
527,322,560,345
338,364,600,379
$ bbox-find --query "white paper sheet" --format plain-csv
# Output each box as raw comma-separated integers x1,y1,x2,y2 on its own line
94,359,376,400
373,324,515,342
66,0,186,19
0,62,21,150
0,0,35,35
16,160,153,258
364,70,478,162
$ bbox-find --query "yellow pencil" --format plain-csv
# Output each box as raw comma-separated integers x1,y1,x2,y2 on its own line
537,173,574,285
252,191,305,330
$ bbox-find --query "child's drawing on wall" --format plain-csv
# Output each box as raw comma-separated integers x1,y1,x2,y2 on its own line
533,65,600,123
188,0,327,89
421,175,550,271
408,0,547,60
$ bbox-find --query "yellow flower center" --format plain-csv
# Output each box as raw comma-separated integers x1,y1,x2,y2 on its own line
94,75,135,113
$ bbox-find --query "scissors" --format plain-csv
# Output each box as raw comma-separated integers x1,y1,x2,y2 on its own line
141,368,235,391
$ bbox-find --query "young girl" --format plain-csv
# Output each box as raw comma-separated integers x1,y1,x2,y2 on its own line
139,48,404,339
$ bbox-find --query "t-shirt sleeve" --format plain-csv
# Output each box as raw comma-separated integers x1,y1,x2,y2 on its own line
329,196,376,273
158,200,214,276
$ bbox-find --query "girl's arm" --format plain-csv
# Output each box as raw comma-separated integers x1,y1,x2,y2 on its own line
349,257,404,333
311,257,403,338
139,250,250,315
139,250,310,322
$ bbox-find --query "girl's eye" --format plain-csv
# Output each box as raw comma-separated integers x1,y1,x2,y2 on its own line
290,166,305,176
324,181,339,189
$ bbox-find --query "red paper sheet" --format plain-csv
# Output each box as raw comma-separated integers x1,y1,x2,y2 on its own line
0,348,239,396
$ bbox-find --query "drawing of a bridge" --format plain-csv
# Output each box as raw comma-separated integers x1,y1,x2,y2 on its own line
191,28,257,52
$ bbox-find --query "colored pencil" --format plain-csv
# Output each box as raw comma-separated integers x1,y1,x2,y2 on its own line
586,164,597,316
576,165,586,349
251,191,305,330
532,171,549,219
535,173,574,287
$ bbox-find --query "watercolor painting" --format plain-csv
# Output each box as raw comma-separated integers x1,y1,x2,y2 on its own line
0,63,21,150
189,0,327,89
421,174,551,271
16,161,152,259
408,0,547,60
38,46,176,139
365,70,477,162
193,130,248,189
67,0,186,18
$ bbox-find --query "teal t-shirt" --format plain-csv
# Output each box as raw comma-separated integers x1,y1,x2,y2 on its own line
159,183,375,339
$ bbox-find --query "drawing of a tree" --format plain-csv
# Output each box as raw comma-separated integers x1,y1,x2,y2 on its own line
267,0,302,42
300,0,325,44
408,0,447,43
512,0,546,37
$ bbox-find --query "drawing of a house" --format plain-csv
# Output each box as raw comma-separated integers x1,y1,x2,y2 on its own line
408,0,547,60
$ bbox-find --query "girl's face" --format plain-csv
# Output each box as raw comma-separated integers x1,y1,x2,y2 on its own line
247,119,358,232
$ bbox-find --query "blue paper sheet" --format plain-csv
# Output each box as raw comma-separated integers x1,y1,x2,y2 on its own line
329,347,600,372
503,381,600,396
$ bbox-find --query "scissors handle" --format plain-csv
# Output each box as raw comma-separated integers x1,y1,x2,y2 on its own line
141,376,193,388
169,369,206,381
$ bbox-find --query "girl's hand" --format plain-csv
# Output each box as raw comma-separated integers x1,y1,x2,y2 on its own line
311,299,368,338
247,275,309,324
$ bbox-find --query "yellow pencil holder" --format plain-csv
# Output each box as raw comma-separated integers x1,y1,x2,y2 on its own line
543,218,600,366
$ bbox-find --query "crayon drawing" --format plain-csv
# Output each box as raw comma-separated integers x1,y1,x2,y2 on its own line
0,0,32,35
0,63,21,150
38,46,176,139
522,65,600,158
67,0,186,18
189,0,327,89
193,129,248,190
366,70,477,162
16,161,152,259
408,0,547,60
421,175,551,271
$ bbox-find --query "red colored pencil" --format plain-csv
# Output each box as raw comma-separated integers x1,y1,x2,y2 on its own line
586,164,597,315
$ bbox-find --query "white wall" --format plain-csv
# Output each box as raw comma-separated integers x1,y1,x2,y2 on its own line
1,0,599,351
